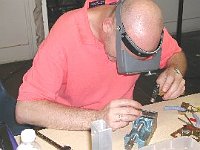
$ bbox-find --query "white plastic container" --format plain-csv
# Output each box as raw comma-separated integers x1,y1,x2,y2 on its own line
17,129,40,150
139,137,200,150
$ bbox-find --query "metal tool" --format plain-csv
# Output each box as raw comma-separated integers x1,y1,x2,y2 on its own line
164,102,200,114
35,130,71,150
171,124,200,142
124,110,158,149
178,117,191,125
171,107,200,142
181,102,200,113
150,84,160,103
164,106,187,112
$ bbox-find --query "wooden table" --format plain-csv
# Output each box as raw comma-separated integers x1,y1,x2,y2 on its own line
16,93,200,150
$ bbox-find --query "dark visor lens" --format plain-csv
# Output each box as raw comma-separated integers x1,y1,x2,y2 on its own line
121,25,163,57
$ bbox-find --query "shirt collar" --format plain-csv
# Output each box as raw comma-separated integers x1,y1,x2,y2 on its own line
77,5,103,48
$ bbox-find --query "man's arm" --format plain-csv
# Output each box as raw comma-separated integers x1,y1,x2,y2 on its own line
15,100,97,130
15,99,142,131
166,51,187,75
156,51,187,100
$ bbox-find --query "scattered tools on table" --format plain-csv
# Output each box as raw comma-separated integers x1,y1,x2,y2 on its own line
164,102,200,114
171,124,200,142
181,102,200,113
164,102,200,141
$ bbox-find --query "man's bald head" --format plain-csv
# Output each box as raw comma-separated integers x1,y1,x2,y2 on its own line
121,0,164,52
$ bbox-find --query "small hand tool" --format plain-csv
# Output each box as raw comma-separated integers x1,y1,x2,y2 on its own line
178,117,191,125
181,102,200,113
164,106,187,112
35,130,71,150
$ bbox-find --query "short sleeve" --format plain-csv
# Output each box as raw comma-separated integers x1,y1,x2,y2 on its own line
18,15,68,101
160,28,182,68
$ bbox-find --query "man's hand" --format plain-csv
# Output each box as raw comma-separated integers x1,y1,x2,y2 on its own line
97,99,142,131
156,66,185,100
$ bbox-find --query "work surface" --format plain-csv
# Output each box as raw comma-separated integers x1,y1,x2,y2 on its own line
16,93,200,150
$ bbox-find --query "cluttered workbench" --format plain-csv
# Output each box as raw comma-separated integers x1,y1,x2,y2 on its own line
15,93,200,149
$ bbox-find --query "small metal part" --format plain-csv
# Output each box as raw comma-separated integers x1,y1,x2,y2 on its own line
91,120,112,150
180,102,200,113
124,110,158,149
144,71,157,76
174,68,182,75
164,103,200,114
125,123,144,150
150,84,160,103
124,135,137,150
35,130,71,150
171,125,200,142
181,102,190,109
116,26,121,31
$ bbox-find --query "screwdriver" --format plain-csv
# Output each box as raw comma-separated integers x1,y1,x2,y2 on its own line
35,130,71,150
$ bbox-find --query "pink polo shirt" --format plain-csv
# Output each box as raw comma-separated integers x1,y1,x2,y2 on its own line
18,2,181,110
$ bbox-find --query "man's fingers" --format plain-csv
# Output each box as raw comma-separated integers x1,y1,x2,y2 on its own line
102,99,143,131
163,79,185,100
161,74,175,93
109,99,142,110
117,114,140,122
156,72,167,91
111,121,129,131
119,106,142,117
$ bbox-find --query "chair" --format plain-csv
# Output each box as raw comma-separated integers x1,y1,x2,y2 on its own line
0,81,31,136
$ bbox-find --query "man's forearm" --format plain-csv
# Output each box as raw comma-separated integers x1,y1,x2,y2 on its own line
15,100,99,130
167,51,187,76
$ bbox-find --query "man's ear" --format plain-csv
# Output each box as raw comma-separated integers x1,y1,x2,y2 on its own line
102,17,114,33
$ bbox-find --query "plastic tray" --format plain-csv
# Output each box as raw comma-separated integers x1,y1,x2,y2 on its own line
139,137,200,150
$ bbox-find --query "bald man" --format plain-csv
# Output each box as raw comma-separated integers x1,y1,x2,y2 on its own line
16,0,186,131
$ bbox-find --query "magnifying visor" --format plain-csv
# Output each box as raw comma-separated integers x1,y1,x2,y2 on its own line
120,24,164,58
115,0,163,74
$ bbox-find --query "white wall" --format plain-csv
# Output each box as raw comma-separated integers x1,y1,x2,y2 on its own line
155,0,200,34
41,0,200,36
0,0,37,64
